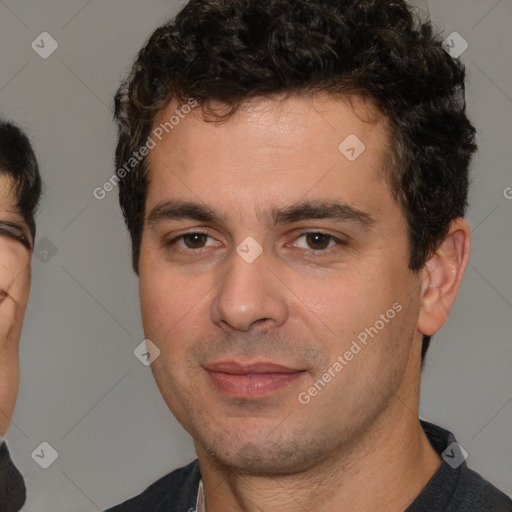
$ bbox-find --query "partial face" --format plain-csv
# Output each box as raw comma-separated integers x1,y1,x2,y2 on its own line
139,93,425,475
0,175,32,435
0,175,31,322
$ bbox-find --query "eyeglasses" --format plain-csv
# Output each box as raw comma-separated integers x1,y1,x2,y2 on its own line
0,221,31,250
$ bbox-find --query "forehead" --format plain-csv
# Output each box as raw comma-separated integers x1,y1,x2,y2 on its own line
0,174,17,210
151,92,388,156
0,173,26,227
145,92,395,219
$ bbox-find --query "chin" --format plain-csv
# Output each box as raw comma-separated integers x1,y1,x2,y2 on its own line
197,424,329,476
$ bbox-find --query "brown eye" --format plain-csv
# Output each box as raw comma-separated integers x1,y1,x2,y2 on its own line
182,233,209,249
164,231,221,255
305,233,332,250
293,232,343,251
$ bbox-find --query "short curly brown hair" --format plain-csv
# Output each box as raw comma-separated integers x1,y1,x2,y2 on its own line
114,0,477,361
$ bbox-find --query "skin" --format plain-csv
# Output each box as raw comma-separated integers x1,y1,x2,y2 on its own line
0,175,32,437
138,92,471,511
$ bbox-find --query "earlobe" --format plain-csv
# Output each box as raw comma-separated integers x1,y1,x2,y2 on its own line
417,218,471,336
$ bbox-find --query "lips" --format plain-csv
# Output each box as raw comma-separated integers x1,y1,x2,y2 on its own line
204,361,300,374
203,360,305,399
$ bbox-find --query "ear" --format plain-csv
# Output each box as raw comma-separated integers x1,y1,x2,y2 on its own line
417,218,471,336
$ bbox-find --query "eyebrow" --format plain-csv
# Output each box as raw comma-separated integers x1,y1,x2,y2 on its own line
0,221,31,249
147,199,375,230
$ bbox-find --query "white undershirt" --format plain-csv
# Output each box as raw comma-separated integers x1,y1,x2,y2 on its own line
196,479,205,512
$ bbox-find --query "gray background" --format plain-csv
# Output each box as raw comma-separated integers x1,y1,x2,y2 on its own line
0,0,510,509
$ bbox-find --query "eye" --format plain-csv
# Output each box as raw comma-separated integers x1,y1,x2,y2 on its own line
293,232,345,251
164,230,345,254
166,232,219,251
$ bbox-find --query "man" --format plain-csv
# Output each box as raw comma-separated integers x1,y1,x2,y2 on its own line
0,121,41,511
106,0,512,510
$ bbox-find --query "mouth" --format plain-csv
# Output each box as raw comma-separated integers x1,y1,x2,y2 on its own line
202,361,306,399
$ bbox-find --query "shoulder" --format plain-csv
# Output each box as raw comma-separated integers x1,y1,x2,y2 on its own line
0,441,27,511
455,465,512,511
104,459,200,512
414,420,512,512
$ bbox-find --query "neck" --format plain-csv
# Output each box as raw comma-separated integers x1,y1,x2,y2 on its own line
196,405,441,512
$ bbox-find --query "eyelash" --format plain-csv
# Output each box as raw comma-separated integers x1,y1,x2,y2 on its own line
165,230,347,255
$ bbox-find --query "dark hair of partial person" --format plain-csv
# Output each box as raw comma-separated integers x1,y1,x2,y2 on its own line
113,0,477,362
0,120,42,245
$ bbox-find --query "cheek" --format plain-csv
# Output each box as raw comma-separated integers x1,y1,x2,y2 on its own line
139,252,174,338
294,269,387,331
298,264,411,358
0,249,31,306
139,254,209,345
140,276,179,341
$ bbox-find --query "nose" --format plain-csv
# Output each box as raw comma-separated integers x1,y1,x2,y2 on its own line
210,244,288,332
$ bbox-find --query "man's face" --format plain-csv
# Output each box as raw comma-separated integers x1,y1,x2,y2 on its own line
139,93,425,475
0,175,31,327
0,175,31,435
